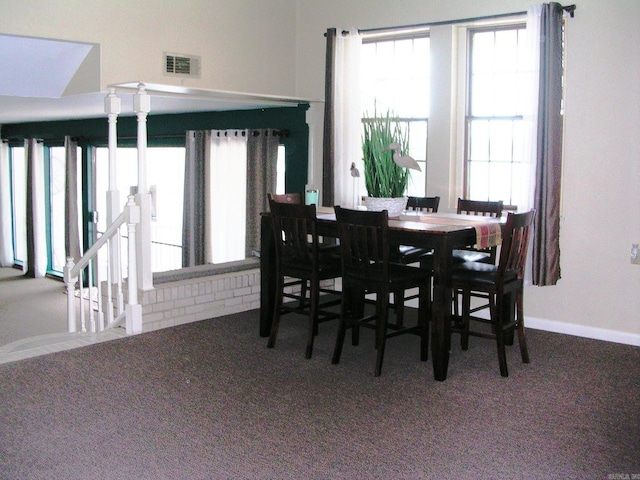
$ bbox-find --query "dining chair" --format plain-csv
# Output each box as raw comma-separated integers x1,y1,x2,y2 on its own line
454,198,504,264
268,192,302,204
451,209,536,377
332,206,429,377
394,196,440,264
268,192,340,310
391,196,440,325
452,198,505,324
267,199,342,359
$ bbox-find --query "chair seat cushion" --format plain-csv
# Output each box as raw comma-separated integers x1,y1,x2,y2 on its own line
345,262,426,288
452,261,517,287
394,245,434,265
282,248,342,278
319,243,341,253
452,249,491,263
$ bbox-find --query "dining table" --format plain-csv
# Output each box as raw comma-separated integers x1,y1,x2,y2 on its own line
259,206,505,381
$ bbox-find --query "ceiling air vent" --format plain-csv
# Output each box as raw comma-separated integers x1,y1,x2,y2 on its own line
164,52,201,78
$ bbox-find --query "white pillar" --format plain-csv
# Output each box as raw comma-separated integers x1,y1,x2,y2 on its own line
104,88,124,312
429,25,460,210
133,83,153,291
125,196,142,334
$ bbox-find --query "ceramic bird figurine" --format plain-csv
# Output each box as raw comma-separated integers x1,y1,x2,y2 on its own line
386,142,421,171
350,162,360,177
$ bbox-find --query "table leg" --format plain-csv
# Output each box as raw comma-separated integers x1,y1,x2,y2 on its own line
260,215,276,337
430,238,454,381
501,288,517,346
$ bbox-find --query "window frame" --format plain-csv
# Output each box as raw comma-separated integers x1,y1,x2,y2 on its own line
8,145,26,268
360,31,431,197
463,22,527,205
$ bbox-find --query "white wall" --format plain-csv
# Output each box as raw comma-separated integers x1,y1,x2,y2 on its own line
1,0,638,344
295,0,640,344
0,0,299,96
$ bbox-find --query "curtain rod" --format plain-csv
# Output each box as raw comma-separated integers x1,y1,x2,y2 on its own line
212,129,289,137
338,4,576,36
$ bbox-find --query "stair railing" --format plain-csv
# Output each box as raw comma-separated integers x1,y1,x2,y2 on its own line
64,195,142,335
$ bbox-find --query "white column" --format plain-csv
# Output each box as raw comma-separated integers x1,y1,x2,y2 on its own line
125,196,142,334
133,83,153,291
429,25,460,210
104,88,124,313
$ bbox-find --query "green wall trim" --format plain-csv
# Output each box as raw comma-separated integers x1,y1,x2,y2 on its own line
1,104,310,194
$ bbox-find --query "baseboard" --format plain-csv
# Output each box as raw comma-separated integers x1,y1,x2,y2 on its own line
526,316,640,347
366,292,640,348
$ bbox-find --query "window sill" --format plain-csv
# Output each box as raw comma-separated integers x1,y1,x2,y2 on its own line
152,258,260,285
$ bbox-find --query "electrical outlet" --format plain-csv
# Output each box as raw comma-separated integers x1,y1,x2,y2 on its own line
631,244,640,265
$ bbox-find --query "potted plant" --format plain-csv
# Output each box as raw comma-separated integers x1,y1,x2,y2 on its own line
361,108,420,217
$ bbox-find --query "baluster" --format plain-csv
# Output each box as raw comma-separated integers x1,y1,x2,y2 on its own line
94,253,104,332
64,257,77,333
125,195,142,334
88,260,96,332
79,267,86,333
105,236,114,327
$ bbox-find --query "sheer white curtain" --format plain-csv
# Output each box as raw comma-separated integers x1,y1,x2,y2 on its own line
333,28,363,208
206,130,248,264
518,5,543,214
25,139,47,277
0,140,14,266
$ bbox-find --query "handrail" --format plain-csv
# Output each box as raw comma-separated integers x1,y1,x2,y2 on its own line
65,209,127,282
64,196,141,335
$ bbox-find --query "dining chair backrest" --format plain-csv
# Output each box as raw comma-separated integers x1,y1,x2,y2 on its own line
496,210,536,280
455,198,505,264
406,196,440,213
267,198,342,359
457,198,504,218
334,206,389,279
268,192,302,204
269,199,318,270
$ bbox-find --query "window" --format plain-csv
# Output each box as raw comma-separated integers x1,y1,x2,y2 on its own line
95,147,185,273
47,146,81,275
208,132,247,264
95,140,284,273
9,146,26,266
275,145,286,195
361,34,430,196
1,108,302,275
465,25,527,205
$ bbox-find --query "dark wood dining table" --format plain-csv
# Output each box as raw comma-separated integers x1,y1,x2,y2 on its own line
259,207,504,381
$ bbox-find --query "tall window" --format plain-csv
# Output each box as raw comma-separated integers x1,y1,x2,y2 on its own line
208,132,247,264
9,146,26,266
47,146,81,275
361,34,430,196
275,145,286,195
465,25,527,205
95,147,185,273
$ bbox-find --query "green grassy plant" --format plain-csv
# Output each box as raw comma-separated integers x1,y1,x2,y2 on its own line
362,109,409,198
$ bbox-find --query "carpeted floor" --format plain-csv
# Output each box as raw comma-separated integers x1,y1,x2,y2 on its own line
1,308,638,479
0,268,68,347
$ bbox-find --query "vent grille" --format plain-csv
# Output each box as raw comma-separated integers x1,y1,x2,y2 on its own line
164,53,200,78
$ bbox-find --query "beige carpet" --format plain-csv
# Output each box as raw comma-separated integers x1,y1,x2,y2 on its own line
0,267,68,347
